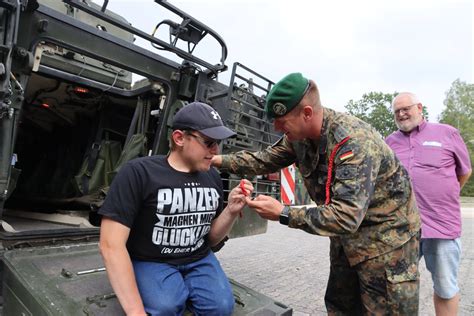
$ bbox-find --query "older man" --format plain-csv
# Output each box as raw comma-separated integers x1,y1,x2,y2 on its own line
386,92,472,316
212,73,421,315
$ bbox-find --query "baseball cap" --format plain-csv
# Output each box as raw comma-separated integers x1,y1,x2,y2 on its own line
265,73,310,119
172,102,236,140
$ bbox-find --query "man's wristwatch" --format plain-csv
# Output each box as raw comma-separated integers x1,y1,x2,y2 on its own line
279,205,290,226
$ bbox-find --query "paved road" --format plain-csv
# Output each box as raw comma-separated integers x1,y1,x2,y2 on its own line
217,206,474,315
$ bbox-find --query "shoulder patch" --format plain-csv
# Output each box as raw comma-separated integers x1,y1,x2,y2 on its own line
333,125,350,142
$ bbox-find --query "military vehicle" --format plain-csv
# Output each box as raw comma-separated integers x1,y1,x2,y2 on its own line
0,0,292,314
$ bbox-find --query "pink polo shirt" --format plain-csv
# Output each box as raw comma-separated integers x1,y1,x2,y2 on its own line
386,121,471,239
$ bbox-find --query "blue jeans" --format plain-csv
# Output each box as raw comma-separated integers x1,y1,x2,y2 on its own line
132,251,234,316
420,238,461,299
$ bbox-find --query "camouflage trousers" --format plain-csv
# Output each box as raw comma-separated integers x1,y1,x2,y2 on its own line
325,232,420,316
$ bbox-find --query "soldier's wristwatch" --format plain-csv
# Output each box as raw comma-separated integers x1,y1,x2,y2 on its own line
279,205,290,226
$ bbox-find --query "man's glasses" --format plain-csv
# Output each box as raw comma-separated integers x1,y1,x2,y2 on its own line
186,132,221,148
393,103,418,115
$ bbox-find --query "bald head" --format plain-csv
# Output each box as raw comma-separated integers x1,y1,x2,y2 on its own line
392,92,421,108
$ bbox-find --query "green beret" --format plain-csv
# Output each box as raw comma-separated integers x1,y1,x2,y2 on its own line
265,73,310,119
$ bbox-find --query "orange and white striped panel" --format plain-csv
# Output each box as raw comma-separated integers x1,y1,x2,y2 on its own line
280,164,296,205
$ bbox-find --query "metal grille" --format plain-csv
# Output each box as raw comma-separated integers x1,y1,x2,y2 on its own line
221,176,280,204
219,63,281,202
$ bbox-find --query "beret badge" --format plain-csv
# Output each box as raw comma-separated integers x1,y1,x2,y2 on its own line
273,102,287,116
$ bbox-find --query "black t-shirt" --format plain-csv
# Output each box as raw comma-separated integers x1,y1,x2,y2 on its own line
99,155,224,265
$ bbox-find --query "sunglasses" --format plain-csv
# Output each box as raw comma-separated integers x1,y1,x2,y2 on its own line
186,132,221,148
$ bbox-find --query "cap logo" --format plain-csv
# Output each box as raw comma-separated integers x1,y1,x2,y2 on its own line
210,110,221,120
273,102,287,116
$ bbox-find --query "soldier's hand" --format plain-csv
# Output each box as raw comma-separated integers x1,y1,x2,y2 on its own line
211,155,222,167
246,195,283,221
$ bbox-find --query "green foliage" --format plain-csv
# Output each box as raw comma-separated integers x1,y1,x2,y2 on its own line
439,79,474,196
346,92,430,138
345,92,398,138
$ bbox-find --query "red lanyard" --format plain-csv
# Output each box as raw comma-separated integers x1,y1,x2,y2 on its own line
325,136,350,205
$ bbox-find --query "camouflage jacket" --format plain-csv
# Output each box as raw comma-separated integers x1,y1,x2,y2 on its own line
221,108,420,266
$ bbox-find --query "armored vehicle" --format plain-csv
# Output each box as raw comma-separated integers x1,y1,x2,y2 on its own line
0,0,291,314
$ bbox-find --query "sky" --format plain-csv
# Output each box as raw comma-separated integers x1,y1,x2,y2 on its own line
103,0,473,122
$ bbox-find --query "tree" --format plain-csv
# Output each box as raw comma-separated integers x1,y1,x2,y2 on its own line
346,92,430,138
439,79,474,196
345,92,398,138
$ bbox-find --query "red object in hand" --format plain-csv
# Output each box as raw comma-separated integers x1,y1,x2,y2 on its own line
240,179,248,196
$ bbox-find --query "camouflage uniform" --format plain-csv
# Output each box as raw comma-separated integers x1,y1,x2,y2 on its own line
221,108,421,314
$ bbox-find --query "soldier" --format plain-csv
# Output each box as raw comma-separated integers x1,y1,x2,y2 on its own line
212,73,421,315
